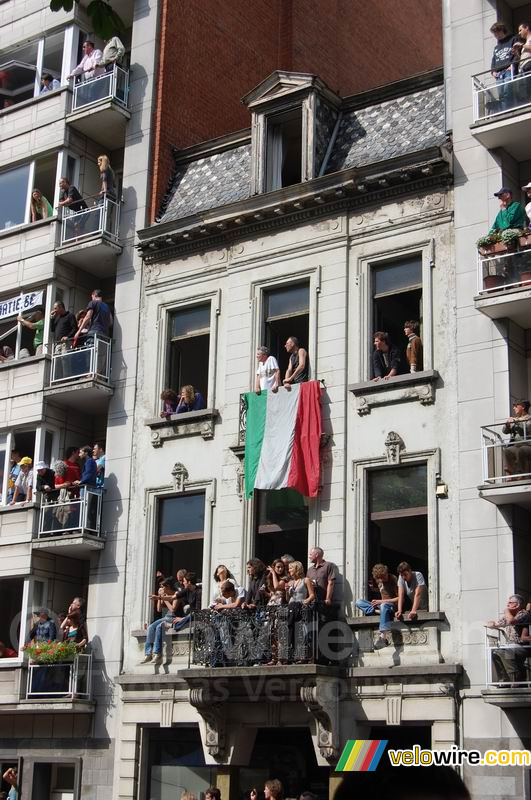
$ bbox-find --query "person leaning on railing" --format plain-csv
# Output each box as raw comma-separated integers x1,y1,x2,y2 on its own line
487,594,531,684
502,398,531,477
97,35,126,73
512,21,531,101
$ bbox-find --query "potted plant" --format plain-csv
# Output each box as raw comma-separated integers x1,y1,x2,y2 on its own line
24,640,78,664
518,227,531,248
476,231,505,256
24,640,79,696
500,227,523,250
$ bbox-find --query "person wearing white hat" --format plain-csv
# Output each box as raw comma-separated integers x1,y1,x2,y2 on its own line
521,181,531,222
35,461,57,501
10,457,33,504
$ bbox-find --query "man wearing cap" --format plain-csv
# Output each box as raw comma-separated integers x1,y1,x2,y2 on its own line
10,457,33,504
35,461,58,501
489,188,526,233
29,610,57,642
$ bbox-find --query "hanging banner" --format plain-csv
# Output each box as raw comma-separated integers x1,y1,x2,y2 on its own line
0,291,44,322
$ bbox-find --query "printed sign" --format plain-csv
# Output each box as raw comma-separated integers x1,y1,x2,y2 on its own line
0,291,44,322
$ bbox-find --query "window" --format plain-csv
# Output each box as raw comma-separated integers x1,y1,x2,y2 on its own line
372,255,423,374
157,494,205,586
32,763,76,800
168,304,210,404
0,287,48,363
265,108,303,191
0,152,62,230
0,30,67,111
0,578,25,657
1,760,22,794
254,489,308,565
368,464,428,595
146,727,216,798
0,427,57,505
263,282,309,378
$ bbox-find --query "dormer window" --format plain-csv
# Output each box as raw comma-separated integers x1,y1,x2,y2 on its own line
265,108,303,191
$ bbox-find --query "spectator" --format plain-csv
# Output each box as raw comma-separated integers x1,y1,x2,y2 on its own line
2,768,18,800
97,154,116,199
522,180,531,223
171,572,202,632
7,450,20,502
211,564,243,604
75,445,98,487
490,22,519,111
283,336,309,388
35,461,58,501
63,447,82,486
0,345,14,363
17,307,45,355
356,563,399,649
0,641,17,658
98,35,126,71
211,579,244,611
372,331,403,381
176,384,205,413
255,345,280,393
142,578,178,664
76,289,113,340
30,188,53,222
489,187,526,234
10,456,33,504
67,40,104,81
243,558,268,609
307,547,337,605
287,561,315,605
61,597,88,650
29,609,57,642
40,73,61,93
93,443,106,487
180,793,197,800
281,553,295,569
160,389,179,418
264,780,283,800
205,789,221,800
404,320,423,373
502,399,531,477
395,562,428,621
51,301,77,346
266,559,288,603
487,594,531,683
57,177,88,213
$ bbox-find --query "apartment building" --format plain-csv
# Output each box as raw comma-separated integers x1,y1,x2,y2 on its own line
0,1,158,798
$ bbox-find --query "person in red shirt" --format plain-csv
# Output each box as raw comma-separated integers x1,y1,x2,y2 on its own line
0,641,17,658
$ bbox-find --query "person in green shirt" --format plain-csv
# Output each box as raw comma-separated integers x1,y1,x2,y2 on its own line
17,307,45,356
489,187,526,232
30,188,53,222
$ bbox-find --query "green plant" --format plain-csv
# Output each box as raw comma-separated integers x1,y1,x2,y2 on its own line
23,640,78,664
476,231,502,249
50,1,124,38
500,227,524,246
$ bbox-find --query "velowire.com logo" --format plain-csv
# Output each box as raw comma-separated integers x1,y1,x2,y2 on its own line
335,739,388,772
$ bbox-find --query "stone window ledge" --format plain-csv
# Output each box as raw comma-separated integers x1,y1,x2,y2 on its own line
132,628,190,641
347,611,445,628
146,408,219,446
348,369,439,415
0,501,38,515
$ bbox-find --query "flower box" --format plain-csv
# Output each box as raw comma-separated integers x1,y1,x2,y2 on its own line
478,242,508,257
24,640,78,664
518,234,531,249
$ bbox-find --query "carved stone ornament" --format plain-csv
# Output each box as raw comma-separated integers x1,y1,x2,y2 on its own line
160,688,175,728
300,679,341,763
172,463,189,492
189,687,226,760
384,431,405,464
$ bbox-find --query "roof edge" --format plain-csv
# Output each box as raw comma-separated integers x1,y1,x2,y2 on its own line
342,67,444,112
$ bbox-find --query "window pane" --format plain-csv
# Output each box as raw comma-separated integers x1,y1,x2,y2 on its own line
170,304,210,338
33,155,58,217
42,31,64,80
159,494,205,539
0,165,30,229
369,465,427,512
0,578,24,653
373,257,422,296
265,283,309,319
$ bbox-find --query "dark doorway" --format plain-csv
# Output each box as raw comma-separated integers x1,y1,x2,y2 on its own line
156,494,205,594
146,725,217,799
263,283,309,378
254,489,309,565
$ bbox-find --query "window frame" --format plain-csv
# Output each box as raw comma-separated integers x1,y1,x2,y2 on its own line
351,448,440,615
0,576,38,663
0,150,70,233
0,424,60,506
0,281,54,363
24,757,82,800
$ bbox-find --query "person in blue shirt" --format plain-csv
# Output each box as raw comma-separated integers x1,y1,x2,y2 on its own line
3,767,18,800
93,442,106,488
176,384,205,413
76,446,98,487
29,610,57,642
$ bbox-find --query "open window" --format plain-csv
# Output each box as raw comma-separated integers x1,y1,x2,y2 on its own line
0,577,25,657
254,489,309,565
0,427,56,505
368,464,428,597
0,152,62,231
31,762,77,800
263,282,309,378
156,494,205,592
265,108,303,191
167,304,210,404
0,29,68,111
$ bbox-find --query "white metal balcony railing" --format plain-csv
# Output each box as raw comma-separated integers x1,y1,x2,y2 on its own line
71,65,128,112
477,248,531,294
37,487,103,538
481,422,531,484
60,195,120,246
485,629,531,689
26,653,92,700
50,334,111,385
472,68,531,123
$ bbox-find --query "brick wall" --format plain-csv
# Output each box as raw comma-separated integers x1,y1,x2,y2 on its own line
149,0,442,220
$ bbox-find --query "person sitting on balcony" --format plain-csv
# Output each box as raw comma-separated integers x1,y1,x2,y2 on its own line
211,564,243,605
211,579,244,611
67,40,105,82
97,155,116,200
57,178,88,213
142,578,180,664
372,331,403,381
40,73,61,93
98,35,126,72
76,290,113,344
0,642,17,658
2,768,18,800
30,188,53,222
502,399,531,477
356,563,399,650
61,597,88,650
171,572,203,632
10,456,33,505
75,446,98,488
490,22,519,111
487,594,531,684
404,320,423,373
159,389,179,418
395,562,428,621
176,384,205,413
283,336,309,389
255,345,280,393
35,461,58,502
93,443,106,488
17,306,45,356
0,345,14,363
29,609,57,642
489,187,526,234
243,558,268,609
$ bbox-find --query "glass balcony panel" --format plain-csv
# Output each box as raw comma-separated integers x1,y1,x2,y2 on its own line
71,66,129,111
38,488,102,538
477,249,531,294
50,334,111,383
472,69,531,122
481,422,531,484
26,654,92,699
485,630,531,688
60,197,119,245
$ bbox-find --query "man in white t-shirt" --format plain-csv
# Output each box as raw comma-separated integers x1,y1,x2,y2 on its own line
522,181,531,223
395,561,428,621
255,345,280,393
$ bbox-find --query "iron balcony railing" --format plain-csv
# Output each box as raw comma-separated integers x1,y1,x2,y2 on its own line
477,248,531,294
37,487,103,538
472,67,531,122
485,629,531,689
50,333,111,385
481,421,531,484
26,653,92,700
71,65,128,112
238,393,247,446
60,194,120,246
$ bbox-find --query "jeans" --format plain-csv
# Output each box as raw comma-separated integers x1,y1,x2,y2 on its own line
145,613,173,655
496,69,514,111
356,598,395,632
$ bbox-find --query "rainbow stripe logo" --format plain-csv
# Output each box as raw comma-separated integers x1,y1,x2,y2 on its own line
335,739,388,772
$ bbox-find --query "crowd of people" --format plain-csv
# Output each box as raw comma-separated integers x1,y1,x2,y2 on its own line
488,20,531,112
0,596,89,661
177,780,317,800
142,548,337,666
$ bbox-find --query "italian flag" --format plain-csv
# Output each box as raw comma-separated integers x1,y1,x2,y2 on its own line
244,380,322,498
